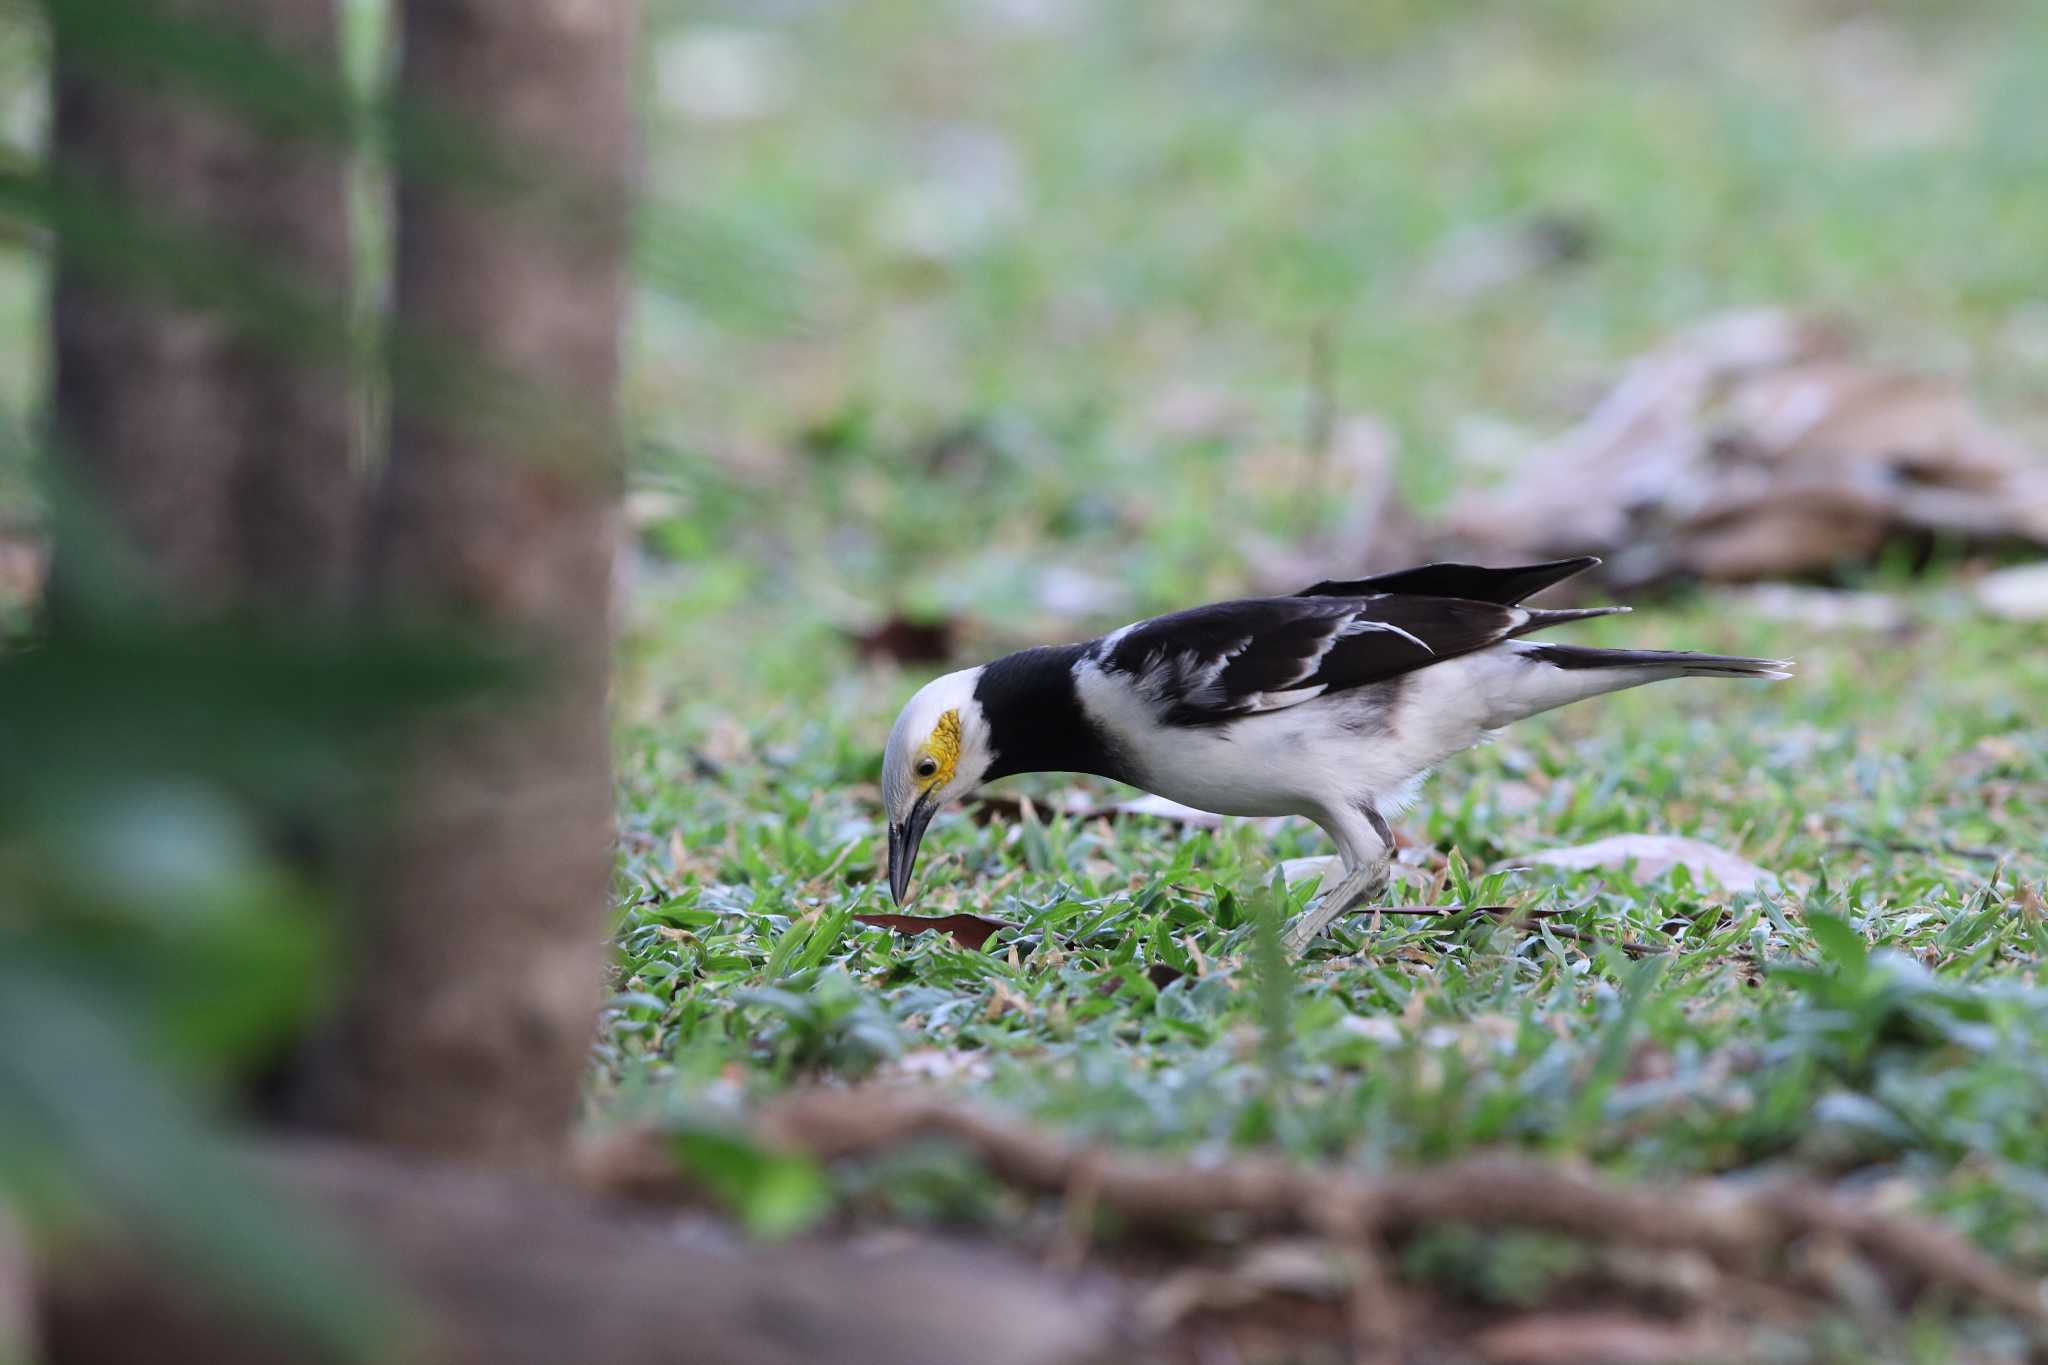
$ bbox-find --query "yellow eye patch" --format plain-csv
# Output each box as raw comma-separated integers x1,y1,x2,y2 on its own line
918,708,962,788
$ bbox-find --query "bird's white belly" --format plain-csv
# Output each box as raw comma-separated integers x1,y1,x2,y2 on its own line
1124,724,1323,817
1114,700,1439,818
1079,656,1510,821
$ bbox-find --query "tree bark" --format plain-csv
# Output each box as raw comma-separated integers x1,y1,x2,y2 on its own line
298,0,636,1169
47,0,357,613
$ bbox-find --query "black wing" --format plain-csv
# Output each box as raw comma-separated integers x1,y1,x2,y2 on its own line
1297,556,1598,605
1095,588,1620,727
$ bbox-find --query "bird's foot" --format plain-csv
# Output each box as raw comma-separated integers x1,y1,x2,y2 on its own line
1282,857,1391,954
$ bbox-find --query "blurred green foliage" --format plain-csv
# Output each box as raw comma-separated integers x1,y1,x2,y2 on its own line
1,503,495,1357
2,622,384,1358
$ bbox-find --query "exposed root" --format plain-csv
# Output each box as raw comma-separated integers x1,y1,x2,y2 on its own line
719,1091,2045,1327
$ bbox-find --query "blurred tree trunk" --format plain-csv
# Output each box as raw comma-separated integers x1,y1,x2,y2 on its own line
298,0,637,1170
31,1,1117,1361
47,0,357,613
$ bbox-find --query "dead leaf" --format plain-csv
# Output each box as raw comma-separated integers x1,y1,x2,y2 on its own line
1446,309,2048,585
1521,834,1777,893
847,614,957,665
985,979,1034,1019
851,912,1011,951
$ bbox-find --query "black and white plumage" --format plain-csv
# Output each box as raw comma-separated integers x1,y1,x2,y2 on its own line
880,558,1788,945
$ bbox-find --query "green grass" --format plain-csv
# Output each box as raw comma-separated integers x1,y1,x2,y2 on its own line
606,599,2048,1269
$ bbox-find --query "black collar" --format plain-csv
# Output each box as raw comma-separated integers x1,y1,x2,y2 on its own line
973,643,1132,784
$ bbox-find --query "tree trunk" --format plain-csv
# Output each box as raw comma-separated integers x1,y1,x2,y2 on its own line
47,0,357,613
298,0,636,1169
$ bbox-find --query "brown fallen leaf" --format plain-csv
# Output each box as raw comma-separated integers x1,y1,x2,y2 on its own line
851,911,1011,951
1447,309,2048,585
847,614,957,665
1520,834,1777,893
1147,962,1185,990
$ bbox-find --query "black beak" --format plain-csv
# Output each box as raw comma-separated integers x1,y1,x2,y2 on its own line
888,795,937,906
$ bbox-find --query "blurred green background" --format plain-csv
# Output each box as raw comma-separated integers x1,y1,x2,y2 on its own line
8,0,2048,655
611,0,2048,724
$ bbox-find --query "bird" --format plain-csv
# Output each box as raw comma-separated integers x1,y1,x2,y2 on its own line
879,557,1788,948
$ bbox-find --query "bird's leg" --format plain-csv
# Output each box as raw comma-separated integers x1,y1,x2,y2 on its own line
1282,805,1393,953
1281,857,1389,952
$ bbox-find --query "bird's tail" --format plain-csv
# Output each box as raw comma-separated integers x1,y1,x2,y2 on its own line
1476,640,1790,729
1519,643,1793,680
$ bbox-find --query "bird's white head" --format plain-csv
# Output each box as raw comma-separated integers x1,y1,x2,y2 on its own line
880,667,991,905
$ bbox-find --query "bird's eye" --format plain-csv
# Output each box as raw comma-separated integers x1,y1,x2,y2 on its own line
915,757,939,779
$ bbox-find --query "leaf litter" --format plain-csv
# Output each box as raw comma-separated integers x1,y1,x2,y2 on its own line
1447,309,2048,586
